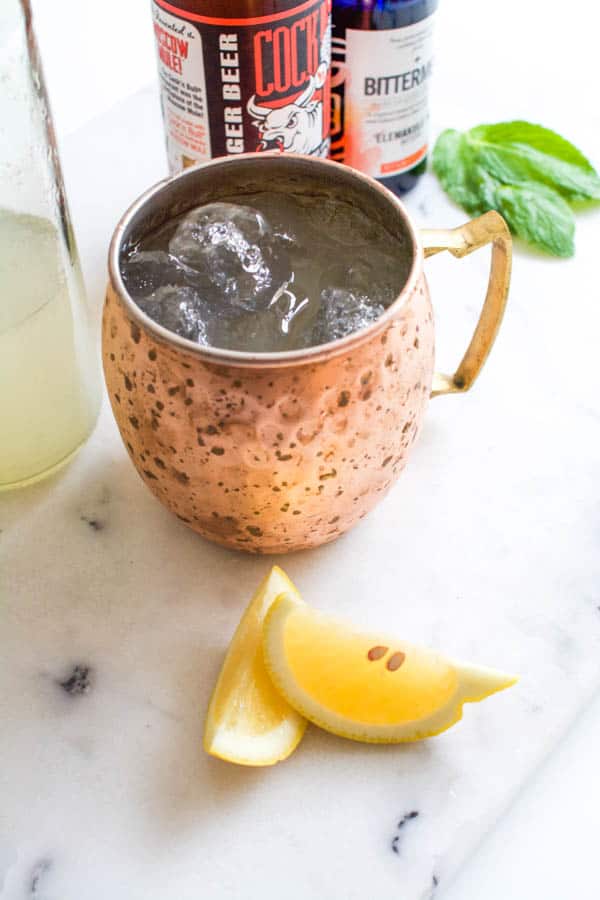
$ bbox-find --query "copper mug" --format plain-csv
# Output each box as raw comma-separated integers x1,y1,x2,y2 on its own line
103,153,511,554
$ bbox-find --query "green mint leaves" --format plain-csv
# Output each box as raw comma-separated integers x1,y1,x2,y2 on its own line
432,122,600,257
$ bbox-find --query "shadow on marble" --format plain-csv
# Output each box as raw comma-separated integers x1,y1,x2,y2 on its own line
0,453,84,532
143,617,439,825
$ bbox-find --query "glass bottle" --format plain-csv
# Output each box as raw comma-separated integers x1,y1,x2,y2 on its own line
0,0,101,490
150,0,332,173
331,0,437,195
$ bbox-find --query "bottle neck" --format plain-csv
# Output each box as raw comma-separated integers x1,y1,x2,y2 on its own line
333,0,438,28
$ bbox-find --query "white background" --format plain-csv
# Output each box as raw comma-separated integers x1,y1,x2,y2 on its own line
32,0,156,138
26,1,600,897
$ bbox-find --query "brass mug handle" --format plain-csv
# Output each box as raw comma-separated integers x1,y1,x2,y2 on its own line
421,210,512,398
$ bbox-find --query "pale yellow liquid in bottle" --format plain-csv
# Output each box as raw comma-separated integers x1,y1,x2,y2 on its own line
0,209,100,489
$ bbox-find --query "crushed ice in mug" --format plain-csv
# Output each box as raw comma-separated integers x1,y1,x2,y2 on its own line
120,193,410,352
312,288,386,344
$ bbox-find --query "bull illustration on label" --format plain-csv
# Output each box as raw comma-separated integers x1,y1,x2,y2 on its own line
247,21,331,157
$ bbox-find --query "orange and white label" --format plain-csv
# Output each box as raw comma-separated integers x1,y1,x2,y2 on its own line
152,0,331,174
380,146,427,175
152,3,212,171
343,18,434,179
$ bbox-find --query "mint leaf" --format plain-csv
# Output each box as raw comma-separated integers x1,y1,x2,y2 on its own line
470,122,597,173
467,122,600,202
432,131,500,215
495,183,575,257
432,130,483,214
465,160,499,214
432,120,599,256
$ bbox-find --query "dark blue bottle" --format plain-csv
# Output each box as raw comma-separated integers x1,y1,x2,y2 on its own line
331,0,438,195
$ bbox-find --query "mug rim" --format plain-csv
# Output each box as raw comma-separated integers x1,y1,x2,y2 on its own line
108,152,423,368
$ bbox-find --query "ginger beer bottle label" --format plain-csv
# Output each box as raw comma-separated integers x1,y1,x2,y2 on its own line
151,0,332,173
335,16,434,179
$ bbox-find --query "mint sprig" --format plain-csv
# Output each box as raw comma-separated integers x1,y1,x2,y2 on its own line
432,121,600,257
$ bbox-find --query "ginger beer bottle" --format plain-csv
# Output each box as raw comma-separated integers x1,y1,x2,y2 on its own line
150,0,332,173
331,0,437,194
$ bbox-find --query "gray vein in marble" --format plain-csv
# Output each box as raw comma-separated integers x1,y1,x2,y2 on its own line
140,694,185,725
57,665,93,696
80,515,105,531
78,483,111,532
29,858,52,895
100,679,186,726
391,810,420,855
51,659,185,724
427,873,440,899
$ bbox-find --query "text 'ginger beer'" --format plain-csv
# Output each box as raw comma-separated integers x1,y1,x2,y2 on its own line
151,0,332,173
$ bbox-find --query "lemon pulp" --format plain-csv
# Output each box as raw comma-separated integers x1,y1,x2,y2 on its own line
263,594,517,744
204,568,306,765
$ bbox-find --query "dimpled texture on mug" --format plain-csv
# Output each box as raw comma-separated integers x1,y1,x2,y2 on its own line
102,275,434,554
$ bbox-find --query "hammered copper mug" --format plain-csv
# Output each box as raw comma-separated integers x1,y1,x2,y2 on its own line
103,153,511,554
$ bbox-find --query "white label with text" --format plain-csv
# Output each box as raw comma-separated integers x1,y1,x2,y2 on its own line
344,18,434,178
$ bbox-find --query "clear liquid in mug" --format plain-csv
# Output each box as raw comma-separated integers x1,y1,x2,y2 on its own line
120,192,411,353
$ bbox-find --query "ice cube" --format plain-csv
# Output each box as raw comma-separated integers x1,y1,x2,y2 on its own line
169,203,269,263
168,202,290,313
120,249,198,298
209,281,315,353
320,259,397,307
312,288,385,345
200,240,272,307
122,192,408,353
137,285,210,345
269,280,313,336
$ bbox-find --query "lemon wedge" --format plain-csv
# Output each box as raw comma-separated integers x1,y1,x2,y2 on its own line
262,593,517,744
204,567,307,766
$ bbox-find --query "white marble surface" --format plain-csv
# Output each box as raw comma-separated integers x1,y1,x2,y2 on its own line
2,1,600,898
